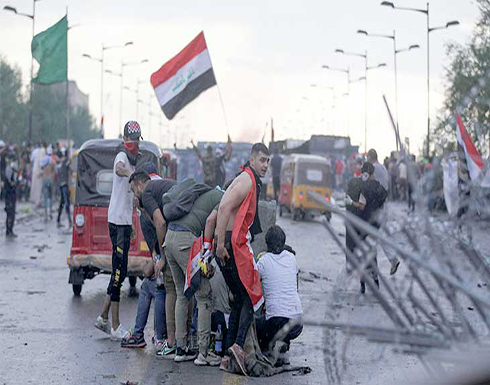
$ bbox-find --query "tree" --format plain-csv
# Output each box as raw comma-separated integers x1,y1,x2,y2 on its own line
0,55,101,147
0,56,27,143
434,0,490,156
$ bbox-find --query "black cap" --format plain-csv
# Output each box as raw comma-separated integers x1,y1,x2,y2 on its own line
123,120,142,140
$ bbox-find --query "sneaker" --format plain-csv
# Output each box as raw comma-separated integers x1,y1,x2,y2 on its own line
94,316,111,335
154,339,165,351
219,356,231,371
121,332,146,348
194,353,208,366
129,286,138,297
194,352,222,366
229,343,247,376
174,347,197,362
206,351,222,366
390,259,401,275
110,324,130,341
57,222,62,228
155,340,176,359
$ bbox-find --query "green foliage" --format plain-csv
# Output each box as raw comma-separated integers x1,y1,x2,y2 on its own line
434,0,490,155
0,56,27,143
0,56,100,147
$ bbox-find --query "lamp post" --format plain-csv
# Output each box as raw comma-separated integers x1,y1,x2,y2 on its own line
335,49,386,153
321,65,351,136
119,59,148,135
135,79,146,120
4,0,40,142
82,41,133,137
357,29,419,150
310,84,335,132
381,1,459,157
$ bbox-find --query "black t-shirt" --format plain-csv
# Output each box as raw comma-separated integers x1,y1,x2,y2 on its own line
361,179,387,223
141,179,176,219
270,155,283,178
346,177,364,218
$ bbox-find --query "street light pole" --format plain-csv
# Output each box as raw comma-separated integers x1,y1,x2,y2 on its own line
83,41,133,138
381,1,459,157
29,1,36,143
426,2,430,158
357,29,419,151
321,65,351,136
335,49,386,152
364,51,368,153
119,59,148,136
4,1,38,142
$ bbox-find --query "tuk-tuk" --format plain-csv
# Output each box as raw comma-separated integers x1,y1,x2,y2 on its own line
278,154,332,221
68,139,162,295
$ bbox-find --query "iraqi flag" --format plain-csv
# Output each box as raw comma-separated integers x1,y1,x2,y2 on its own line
456,112,484,182
151,32,217,120
231,166,264,312
184,236,203,300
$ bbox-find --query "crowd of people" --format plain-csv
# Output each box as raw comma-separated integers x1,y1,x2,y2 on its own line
0,140,73,237
94,121,303,376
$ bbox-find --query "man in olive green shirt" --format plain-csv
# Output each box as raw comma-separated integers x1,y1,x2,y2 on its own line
164,188,224,364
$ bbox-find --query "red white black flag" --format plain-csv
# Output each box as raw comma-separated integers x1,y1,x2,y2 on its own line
151,32,217,120
456,112,484,181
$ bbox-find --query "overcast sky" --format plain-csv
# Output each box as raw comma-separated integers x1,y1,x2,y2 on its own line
0,0,481,159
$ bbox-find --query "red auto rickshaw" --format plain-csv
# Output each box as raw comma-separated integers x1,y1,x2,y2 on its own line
68,139,163,295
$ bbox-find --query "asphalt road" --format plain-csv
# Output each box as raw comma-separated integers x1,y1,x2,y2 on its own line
2,201,476,384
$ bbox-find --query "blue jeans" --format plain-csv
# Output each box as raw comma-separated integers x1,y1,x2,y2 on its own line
57,184,71,223
133,278,167,340
42,179,53,217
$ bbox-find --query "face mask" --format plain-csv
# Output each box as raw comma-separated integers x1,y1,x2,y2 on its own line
123,141,139,155
361,172,369,182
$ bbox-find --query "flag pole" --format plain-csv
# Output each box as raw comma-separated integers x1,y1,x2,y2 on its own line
203,32,230,136
65,6,70,150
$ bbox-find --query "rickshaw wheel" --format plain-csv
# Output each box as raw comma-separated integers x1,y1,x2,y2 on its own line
292,209,301,221
72,284,82,296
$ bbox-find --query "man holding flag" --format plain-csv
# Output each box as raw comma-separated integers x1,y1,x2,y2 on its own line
215,143,270,375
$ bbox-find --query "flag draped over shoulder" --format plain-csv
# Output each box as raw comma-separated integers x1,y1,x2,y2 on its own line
31,15,67,85
151,32,217,120
231,167,264,311
456,112,484,182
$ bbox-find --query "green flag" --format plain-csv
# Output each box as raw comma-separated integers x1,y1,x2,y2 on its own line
32,15,67,85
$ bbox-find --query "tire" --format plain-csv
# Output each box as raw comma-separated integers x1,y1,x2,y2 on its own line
324,212,332,222
292,209,300,221
72,284,82,296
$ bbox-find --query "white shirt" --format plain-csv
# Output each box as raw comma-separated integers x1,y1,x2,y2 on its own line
257,250,302,320
108,152,134,225
373,161,389,191
398,162,407,180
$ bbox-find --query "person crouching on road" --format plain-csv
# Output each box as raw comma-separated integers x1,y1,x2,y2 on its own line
121,164,175,350
256,225,303,367
94,120,142,341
